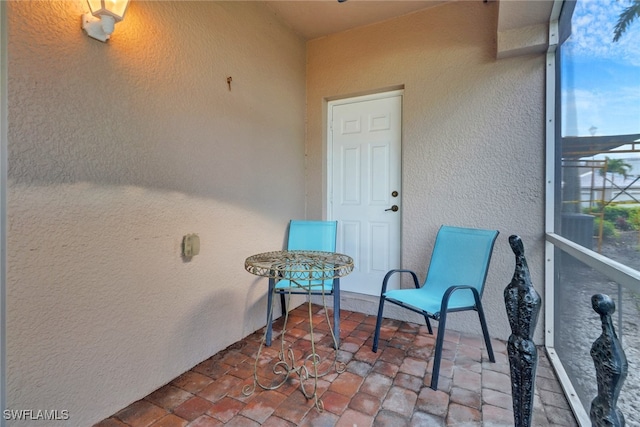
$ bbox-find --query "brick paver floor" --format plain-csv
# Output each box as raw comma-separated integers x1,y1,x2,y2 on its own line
95,304,578,426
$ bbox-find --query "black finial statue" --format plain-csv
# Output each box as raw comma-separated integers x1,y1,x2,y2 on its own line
504,235,542,427
590,294,628,427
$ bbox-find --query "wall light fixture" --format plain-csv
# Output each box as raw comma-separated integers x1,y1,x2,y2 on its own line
82,0,130,42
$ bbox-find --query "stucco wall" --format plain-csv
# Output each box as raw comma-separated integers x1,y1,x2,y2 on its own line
306,1,546,342
6,1,305,425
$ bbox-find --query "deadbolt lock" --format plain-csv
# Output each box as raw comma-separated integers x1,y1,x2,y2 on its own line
391,191,398,197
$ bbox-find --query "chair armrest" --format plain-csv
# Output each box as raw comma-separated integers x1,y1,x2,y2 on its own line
439,285,482,314
381,269,420,295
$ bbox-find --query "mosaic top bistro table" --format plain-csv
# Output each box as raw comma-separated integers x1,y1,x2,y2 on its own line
243,250,354,411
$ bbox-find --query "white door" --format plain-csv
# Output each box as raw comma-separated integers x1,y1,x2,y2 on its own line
328,92,402,296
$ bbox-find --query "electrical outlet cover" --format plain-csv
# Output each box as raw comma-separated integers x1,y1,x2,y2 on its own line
183,234,200,257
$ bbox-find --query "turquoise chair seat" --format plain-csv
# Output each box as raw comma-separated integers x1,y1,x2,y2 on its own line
372,225,499,390
383,288,473,316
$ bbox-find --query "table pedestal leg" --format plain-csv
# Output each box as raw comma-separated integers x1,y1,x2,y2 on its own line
243,284,345,411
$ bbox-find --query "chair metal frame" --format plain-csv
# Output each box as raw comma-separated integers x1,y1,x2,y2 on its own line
372,225,499,390
265,220,341,347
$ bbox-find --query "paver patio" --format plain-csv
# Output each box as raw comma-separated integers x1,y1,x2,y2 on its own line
95,304,578,426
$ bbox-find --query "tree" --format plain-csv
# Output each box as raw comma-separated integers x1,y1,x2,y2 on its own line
600,157,633,186
613,0,640,42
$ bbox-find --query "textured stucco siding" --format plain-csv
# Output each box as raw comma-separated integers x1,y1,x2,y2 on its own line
6,1,306,425
306,1,546,342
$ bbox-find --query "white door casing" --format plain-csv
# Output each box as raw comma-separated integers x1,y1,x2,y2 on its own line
328,91,402,296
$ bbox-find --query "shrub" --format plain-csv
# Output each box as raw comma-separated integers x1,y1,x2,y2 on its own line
594,218,619,240
585,205,640,231
629,210,640,231
616,216,632,231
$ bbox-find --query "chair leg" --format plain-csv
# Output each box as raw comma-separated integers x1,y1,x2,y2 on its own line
266,278,276,347
333,279,341,349
424,315,433,335
280,293,287,317
476,302,495,363
372,295,386,352
430,312,448,390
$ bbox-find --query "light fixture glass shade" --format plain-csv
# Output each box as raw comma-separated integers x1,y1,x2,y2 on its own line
87,0,130,22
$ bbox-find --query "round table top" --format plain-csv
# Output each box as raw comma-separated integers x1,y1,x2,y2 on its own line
245,250,354,280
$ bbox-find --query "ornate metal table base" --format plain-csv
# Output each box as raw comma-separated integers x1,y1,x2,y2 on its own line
242,288,345,410
243,251,354,411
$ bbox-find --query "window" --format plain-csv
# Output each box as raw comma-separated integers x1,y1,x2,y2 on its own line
549,0,640,424
559,0,640,259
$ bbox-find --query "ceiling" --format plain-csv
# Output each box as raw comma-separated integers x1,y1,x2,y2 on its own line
264,0,555,41
265,0,446,40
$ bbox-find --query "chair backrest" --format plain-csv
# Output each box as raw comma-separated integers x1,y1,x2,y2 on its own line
287,220,337,252
424,225,499,298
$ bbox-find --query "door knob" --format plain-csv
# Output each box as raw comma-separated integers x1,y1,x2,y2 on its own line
385,205,399,212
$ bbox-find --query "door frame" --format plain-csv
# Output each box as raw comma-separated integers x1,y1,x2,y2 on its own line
325,89,403,289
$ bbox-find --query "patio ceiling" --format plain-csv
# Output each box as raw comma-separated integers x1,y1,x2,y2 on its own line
264,0,555,40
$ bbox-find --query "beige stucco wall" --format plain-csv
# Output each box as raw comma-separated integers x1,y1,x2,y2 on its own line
306,1,546,342
6,1,305,425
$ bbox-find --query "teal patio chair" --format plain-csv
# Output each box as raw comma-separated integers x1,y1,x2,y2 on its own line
372,225,499,390
266,220,340,347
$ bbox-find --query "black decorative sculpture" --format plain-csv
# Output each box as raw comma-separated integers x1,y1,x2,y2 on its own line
590,294,628,427
504,235,542,427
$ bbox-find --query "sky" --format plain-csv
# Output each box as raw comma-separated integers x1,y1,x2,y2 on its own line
562,0,640,138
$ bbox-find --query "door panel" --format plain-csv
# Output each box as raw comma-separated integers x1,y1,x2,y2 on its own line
369,222,390,272
329,92,402,296
340,220,361,275
370,144,390,203
341,146,360,204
